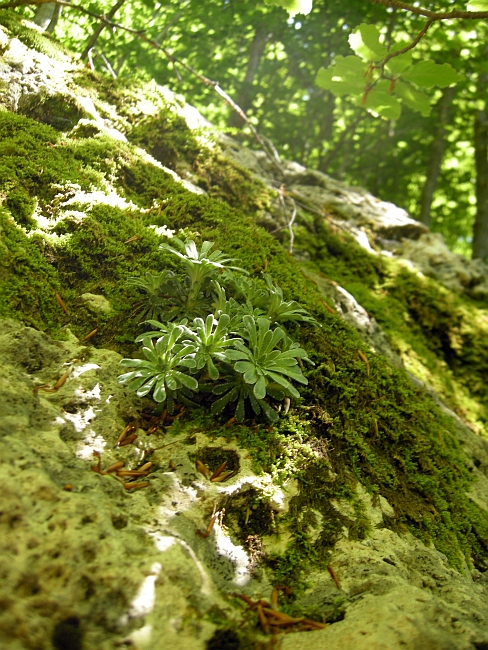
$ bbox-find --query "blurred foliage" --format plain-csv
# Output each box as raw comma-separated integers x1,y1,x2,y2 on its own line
12,0,488,256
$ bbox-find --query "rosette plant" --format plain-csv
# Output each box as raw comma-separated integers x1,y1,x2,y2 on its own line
159,238,247,318
126,270,179,321
226,315,308,400
181,313,242,380
210,371,281,422
121,238,315,422
263,275,318,325
118,325,198,412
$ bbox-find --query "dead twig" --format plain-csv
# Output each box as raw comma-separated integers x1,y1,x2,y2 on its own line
54,292,69,315
34,369,71,394
327,564,341,589
232,592,326,634
196,513,217,539
357,349,370,377
80,328,98,342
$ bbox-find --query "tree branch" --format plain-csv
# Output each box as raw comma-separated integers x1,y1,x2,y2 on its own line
368,0,488,69
380,17,434,67
81,0,127,60
369,0,488,20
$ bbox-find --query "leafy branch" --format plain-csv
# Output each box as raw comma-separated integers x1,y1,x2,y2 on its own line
310,0,488,119
316,21,463,120
368,0,488,70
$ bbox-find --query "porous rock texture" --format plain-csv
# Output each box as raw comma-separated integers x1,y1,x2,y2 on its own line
1,13,488,650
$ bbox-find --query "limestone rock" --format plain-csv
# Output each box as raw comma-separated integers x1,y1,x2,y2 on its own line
1,19,488,650
80,293,113,314
285,529,488,650
397,233,488,300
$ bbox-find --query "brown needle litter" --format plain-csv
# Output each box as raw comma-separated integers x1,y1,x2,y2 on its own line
55,292,69,315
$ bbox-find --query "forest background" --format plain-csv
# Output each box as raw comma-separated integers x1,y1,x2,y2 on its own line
6,0,488,261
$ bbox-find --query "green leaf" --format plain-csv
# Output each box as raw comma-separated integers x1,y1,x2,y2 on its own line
207,358,219,380
467,1,488,9
211,389,236,414
264,0,312,16
349,24,387,62
243,367,258,384
361,81,402,120
259,399,279,422
385,48,412,75
235,395,245,422
254,375,267,400
175,371,199,391
153,381,167,403
234,360,255,374
315,56,369,96
394,81,431,117
401,60,462,88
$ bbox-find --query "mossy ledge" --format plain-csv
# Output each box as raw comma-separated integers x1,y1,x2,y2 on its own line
1,13,488,649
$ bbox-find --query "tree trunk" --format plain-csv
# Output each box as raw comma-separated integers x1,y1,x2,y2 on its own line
228,27,271,128
45,3,63,34
81,0,127,61
473,109,488,261
32,3,56,30
418,86,456,228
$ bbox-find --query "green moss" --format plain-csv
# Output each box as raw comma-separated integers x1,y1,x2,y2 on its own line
0,209,63,331
0,10,69,60
0,112,101,228
193,151,272,217
1,51,487,592
296,217,488,438
72,70,273,221
117,158,187,208
129,112,201,170
296,218,385,288
19,93,89,131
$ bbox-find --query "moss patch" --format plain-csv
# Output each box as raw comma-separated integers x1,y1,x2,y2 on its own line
1,43,488,602
297,217,488,438
0,208,63,331
0,10,70,60
129,112,201,171
193,151,272,217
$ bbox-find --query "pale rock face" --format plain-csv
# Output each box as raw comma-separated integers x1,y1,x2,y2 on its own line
284,528,488,650
397,233,488,299
1,22,488,650
80,293,113,314
0,322,301,648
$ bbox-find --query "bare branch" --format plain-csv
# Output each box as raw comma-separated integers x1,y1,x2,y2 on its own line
81,0,127,60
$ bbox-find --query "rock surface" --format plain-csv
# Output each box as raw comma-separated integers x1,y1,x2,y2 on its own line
1,14,488,650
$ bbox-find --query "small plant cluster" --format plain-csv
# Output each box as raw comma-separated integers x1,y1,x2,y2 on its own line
119,238,316,422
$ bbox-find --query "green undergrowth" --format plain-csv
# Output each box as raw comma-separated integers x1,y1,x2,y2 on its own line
297,218,488,438
1,74,488,591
